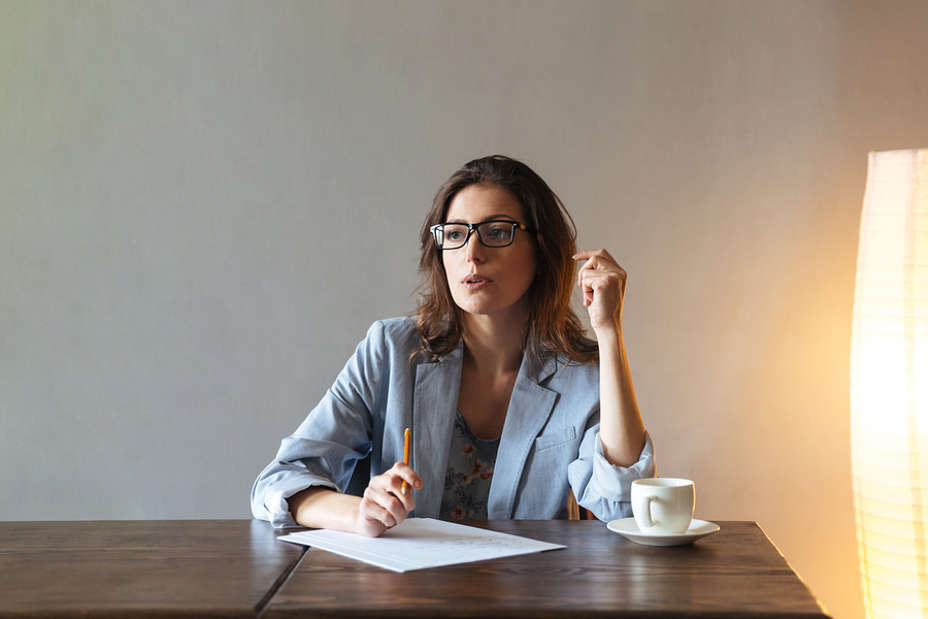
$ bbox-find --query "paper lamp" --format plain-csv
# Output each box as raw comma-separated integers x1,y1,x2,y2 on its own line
851,148,928,618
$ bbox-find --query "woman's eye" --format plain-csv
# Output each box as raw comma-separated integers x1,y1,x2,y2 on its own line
486,225,509,240
446,229,465,241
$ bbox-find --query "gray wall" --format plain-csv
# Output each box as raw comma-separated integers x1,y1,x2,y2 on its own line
5,2,928,618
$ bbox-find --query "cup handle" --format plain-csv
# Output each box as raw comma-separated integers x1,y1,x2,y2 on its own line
640,496,655,528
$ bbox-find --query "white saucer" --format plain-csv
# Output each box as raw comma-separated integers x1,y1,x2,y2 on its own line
606,518,720,547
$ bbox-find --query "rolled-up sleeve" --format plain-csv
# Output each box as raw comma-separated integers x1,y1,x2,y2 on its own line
567,427,655,522
250,321,387,528
251,463,338,528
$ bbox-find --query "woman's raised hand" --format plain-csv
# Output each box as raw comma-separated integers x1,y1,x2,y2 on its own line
573,249,627,335
354,461,422,537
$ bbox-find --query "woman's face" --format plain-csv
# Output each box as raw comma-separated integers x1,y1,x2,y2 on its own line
441,183,537,320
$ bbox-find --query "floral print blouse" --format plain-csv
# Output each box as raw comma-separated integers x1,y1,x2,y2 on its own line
438,409,500,521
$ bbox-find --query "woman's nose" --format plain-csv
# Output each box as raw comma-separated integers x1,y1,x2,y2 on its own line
463,230,484,262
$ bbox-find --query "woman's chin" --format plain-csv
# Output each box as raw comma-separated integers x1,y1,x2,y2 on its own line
456,302,495,316
454,297,527,319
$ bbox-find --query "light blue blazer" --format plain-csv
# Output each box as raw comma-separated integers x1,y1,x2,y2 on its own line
251,317,655,528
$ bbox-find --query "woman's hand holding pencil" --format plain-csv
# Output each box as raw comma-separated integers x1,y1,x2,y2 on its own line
354,428,422,537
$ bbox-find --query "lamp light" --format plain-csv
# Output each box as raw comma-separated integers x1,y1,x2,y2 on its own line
851,148,928,618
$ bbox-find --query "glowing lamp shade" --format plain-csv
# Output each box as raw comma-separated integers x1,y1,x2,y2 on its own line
851,148,928,618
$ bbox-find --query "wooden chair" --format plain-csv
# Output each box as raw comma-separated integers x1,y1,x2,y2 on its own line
567,489,596,520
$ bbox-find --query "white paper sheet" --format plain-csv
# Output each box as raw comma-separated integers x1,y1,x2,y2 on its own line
277,518,565,572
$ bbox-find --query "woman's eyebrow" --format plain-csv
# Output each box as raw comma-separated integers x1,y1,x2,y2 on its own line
445,214,518,223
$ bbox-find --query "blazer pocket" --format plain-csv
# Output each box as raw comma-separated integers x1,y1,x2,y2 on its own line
533,426,577,452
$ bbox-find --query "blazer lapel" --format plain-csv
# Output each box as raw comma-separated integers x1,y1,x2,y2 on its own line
410,344,463,518
487,354,560,519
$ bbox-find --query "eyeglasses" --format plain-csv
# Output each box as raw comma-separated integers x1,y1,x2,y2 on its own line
429,220,534,250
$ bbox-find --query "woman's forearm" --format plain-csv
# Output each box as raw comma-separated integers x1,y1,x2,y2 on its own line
287,487,361,532
596,326,646,467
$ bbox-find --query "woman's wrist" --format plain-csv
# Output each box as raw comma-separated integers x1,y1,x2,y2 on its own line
591,316,622,341
349,500,366,535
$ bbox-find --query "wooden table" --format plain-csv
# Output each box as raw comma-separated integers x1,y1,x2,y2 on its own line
0,520,828,618
265,520,830,618
0,519,304,617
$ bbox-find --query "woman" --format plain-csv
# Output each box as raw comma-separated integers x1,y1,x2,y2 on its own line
251,155,654,536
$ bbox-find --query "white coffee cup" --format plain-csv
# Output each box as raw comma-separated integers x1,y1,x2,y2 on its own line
631,477,695,534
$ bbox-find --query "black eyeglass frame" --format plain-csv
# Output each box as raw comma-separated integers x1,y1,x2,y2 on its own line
429,220,536,250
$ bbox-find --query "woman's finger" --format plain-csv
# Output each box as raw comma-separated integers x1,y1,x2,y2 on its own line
577,254,622,277
573,248,617,266
578,263,626,292
573,248,606,261
389,476,416,514
580,270,622,291
574,251,622,287
576,256,597,287
375,465,419,511
580,271,625,307
360,493,397,529
366,483,409,525
580,275,608,306
380,473,416,513
356,513,388,538
390,462,424,492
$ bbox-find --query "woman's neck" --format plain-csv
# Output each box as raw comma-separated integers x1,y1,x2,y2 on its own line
460,304,528,377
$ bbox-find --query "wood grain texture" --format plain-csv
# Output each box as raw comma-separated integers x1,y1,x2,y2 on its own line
263,520,830,618
0,519,304,618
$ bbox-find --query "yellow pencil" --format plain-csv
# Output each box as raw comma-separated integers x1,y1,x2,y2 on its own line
401,427,411,494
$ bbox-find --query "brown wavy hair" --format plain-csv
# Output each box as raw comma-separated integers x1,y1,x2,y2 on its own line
414,154,597,366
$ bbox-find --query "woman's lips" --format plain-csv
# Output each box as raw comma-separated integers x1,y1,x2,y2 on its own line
461,275,492,290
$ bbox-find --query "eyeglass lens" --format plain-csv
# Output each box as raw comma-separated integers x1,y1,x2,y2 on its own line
441,222,514,248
